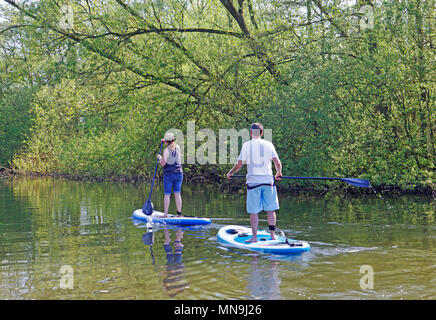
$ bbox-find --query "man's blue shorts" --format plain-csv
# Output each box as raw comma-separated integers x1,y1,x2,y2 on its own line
246,184,279,214
164,172,183,195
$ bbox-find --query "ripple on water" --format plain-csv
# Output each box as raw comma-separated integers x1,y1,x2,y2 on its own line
1,178,434,300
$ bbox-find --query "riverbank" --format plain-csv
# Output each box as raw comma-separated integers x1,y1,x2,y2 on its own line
1,167,434,197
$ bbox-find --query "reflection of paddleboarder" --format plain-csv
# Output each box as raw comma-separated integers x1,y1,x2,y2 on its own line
142,222,156,265
163,228,184,264
141,223,189,297
161,227,189,297
246,256,281,299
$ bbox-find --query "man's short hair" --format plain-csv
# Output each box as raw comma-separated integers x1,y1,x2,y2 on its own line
250,123,264,136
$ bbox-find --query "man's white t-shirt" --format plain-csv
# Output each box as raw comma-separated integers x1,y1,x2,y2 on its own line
237,138,279,184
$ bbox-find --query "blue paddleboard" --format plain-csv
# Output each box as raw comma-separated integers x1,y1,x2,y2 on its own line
217,225,310,254
132,209,211,226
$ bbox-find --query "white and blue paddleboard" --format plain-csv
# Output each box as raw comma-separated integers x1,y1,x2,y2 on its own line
217,225,310,254
132,209,211,226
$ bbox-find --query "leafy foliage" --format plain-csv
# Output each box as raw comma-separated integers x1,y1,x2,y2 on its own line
0,0,434,188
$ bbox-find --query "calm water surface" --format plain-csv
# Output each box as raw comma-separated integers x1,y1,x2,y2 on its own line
0,177,434,300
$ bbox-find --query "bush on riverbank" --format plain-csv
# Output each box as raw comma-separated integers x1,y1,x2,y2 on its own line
0,1,434,193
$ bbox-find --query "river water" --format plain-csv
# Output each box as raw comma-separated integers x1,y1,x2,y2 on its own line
0,177,434,300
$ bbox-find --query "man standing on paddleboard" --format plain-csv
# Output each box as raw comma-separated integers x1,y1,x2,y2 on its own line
226,123,282,242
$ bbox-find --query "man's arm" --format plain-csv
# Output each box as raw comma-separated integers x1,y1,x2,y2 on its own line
273,157,282,180
226,160,243,179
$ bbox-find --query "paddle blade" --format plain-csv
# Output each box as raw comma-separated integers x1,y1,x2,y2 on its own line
142,200,154,215
340,178,371,188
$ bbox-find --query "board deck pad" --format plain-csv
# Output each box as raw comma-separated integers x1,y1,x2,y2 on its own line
132,209,211,226
233,233,285,244
217,225,310,254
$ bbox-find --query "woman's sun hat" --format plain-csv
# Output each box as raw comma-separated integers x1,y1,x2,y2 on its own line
163,132,176,142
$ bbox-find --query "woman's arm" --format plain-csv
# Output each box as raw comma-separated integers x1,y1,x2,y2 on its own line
159,148,169,167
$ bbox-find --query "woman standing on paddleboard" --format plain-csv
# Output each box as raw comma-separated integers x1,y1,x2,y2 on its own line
158,132,183,217
226,123,282,242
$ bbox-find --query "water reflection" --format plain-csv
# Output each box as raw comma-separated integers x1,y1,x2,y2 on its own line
1,178,434,300
141,223,190,298
246,256,281,299
141,224,156,265
163,228,184,264
161,227,189,297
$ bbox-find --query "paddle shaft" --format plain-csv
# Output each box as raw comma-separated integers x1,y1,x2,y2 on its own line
147,141,164,201
232,175,370,188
